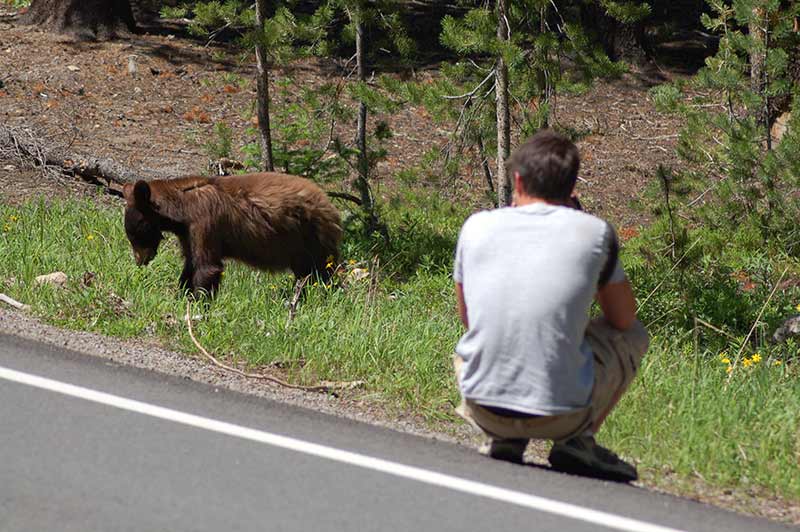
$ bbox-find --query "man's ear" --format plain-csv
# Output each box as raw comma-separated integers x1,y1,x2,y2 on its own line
132,180,151,209
513,172,526,198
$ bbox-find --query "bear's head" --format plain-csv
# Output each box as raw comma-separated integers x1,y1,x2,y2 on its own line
122,180,163,266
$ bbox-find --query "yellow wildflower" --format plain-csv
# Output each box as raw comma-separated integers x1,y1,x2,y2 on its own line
718,352,729,361
742,358,753,368
796,303,800,313
720,357,731,365
2,224,9,232
774,360,783,366
348,259,357,265
726,365,734,374
751,353,762,364
86,234,95,241
8,215,18,222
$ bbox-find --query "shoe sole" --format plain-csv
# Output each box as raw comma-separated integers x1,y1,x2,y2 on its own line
548,450,638,483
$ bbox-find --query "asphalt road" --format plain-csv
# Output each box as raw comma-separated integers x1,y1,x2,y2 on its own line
0,333,793,532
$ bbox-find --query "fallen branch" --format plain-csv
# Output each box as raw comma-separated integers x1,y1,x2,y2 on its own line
184,302,363,393
0,124,169,190
0,293,30,311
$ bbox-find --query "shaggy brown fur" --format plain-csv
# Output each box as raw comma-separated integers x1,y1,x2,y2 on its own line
122,172,342,297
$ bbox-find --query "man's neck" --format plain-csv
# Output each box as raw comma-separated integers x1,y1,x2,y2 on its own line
513,194,568,208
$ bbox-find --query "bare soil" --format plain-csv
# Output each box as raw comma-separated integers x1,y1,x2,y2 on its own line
1,12,798,527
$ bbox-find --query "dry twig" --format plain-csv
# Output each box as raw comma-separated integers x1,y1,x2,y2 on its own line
184,302,363,393
0,293,29,311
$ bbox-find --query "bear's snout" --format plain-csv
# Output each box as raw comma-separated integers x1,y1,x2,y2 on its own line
133,247,156,266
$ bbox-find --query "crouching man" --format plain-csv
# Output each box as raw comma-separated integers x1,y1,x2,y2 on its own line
453,130,649,482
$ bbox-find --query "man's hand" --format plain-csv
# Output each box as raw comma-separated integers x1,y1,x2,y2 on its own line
596,279,637,331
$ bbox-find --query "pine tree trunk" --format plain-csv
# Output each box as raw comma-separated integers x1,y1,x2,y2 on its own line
255,0,275,172
354,5,373,216
21,0,136,40
749,5,772,150
496,0,511,207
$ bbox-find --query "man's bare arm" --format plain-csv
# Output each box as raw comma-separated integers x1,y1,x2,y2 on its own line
455,282,468,328
596,279,637,331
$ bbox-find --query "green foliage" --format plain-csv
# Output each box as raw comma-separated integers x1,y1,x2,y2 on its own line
241,79,352,181
600,0,652,23
202,122,233,161
291,0,417,63
159,5,189,19
650,1,800,256
401,1,632,196
609,334,800,498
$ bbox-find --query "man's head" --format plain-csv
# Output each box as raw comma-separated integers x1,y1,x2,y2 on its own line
507,129,580,202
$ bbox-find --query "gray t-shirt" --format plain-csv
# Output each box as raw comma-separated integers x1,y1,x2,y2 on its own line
453,203,626,416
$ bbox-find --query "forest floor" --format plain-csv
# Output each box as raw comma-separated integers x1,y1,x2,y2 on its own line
1,10,798,527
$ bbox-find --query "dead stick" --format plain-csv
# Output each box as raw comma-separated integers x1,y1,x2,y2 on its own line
694,317,739,341
184,301,330,393
0,293,30,311
638,238,702,312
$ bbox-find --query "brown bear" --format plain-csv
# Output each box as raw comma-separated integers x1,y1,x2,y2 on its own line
122,172,342,297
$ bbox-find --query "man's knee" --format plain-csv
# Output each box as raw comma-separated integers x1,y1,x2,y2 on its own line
616,320,648,387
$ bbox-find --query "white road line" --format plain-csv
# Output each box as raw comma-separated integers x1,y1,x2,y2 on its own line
0,365,688,532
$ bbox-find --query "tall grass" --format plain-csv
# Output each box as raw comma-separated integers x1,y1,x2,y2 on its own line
607,336,800,498
1,195,798,500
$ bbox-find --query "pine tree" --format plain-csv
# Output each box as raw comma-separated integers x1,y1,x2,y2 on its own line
302,0,414,236
184,1,298,172
421,0,629,205
651,0,800,250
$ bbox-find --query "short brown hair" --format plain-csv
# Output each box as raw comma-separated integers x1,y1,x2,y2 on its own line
506,130,580,201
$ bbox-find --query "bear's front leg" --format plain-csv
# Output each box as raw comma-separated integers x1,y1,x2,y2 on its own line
179,259,195,293
188,225,224,299
192,263,223,299
177,234,196,295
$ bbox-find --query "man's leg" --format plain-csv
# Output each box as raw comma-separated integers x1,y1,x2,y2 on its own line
453,354,529,464
547,318,649,482
586,318,649,432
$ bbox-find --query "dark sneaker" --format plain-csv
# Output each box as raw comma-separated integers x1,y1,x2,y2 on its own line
548,435,638,482
479,438,527,464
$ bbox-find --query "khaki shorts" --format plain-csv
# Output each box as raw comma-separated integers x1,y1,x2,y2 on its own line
454,318,649,443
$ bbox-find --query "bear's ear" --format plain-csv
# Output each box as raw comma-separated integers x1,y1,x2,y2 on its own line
132,180,151,209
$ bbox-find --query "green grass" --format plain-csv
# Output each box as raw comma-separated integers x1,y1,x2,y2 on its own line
1,196,798,502
607,337,800,499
